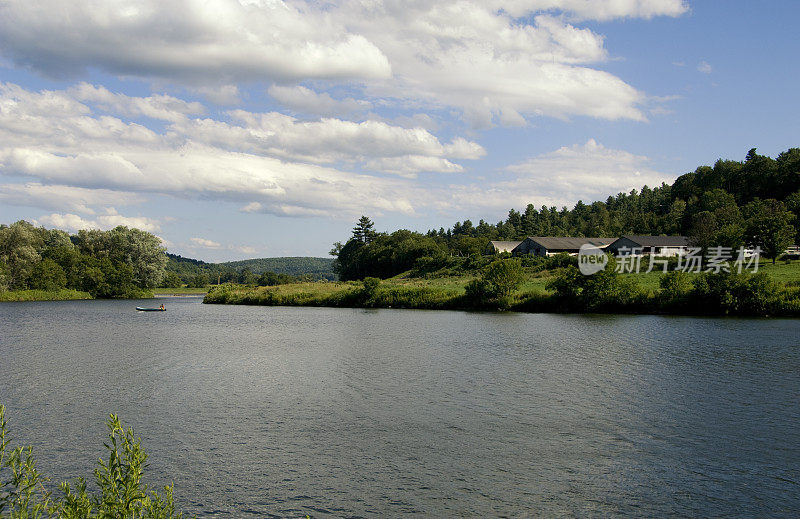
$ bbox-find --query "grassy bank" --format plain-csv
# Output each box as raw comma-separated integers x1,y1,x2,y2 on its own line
0,288,92,302
204,260,800,317
152,287,209,296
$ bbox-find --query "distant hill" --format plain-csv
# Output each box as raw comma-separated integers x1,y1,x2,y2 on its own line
219,257,335,279
165,253,336,282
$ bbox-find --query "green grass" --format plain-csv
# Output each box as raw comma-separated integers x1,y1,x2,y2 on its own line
203,260,800,316
152,286,210,295
0,289,92,302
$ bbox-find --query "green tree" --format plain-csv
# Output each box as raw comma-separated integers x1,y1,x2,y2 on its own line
0,221,45,290
75,226,167,288
161,272,183,288
106,226,168,288
743,199,795,263
28,258,67,291
785,190,800,245
466,259,524,308
187,273,210,288
352,216,376,244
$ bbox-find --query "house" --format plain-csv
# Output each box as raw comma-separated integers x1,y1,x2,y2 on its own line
487,240,523,254
512,236,615,257
607,235,689,256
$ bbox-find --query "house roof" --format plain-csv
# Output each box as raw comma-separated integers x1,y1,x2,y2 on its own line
521,236,616,250
490,240,522,252
618,235,689,247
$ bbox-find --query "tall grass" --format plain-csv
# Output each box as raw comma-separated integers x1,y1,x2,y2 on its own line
0,289,92,302
204,261,800,317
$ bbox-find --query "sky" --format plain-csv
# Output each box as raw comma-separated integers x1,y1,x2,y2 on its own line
0,0,798,261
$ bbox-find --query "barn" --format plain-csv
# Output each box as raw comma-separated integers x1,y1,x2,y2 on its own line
607,235,689,256
487,240,523,254
511,237,615,257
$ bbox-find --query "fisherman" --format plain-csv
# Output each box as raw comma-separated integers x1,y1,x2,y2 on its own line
160,303,165,311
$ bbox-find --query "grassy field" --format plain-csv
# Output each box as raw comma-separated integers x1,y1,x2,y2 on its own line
204,259,800,316
0,289,92,302
152,287,210,295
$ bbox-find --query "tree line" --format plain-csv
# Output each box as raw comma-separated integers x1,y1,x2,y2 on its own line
332,147,800,280
0,222,167,297
163,254,334,288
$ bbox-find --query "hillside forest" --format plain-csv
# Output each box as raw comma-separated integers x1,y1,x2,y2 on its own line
332,148,800,280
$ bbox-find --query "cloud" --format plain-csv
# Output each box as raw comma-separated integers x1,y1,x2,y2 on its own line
188,238,257,256
268,85,369,117
70,83,205,122
176,109,485,172
439,139,674,212
194,85,241,106
0,183,143,214
37,211,160,232
190,237,222,249
0,1,689,126
364,156,463,177
697,61,712,74
0,84,673,223
513,0,689,21
344,6,653,125
0,83,484,218
0,0,391,83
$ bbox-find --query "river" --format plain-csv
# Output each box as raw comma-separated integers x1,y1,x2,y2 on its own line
1,298,798,517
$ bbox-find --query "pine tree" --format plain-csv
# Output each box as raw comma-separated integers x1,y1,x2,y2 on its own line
352,216,376,243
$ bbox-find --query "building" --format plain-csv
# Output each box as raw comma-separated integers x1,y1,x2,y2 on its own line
512,236,615,257
607,235,689,256
487,240,523,254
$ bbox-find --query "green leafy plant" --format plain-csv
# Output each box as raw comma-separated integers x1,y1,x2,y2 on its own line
0,404,188,518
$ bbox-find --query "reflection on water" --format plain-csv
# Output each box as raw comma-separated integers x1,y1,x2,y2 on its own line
1,299,798,517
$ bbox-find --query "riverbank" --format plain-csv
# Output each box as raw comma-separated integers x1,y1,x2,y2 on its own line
0,288,92,301
203,261,800,317
0,287,210,302
152,287,209,297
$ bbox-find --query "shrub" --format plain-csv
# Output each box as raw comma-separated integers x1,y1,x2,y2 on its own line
658,271,693,308
0,404,187,518
545,257,644,312
465,259,524,308
691,270,780,316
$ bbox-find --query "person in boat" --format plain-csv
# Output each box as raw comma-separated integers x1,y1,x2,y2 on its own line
160,304,165,311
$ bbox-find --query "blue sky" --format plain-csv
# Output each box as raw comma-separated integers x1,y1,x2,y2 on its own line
0,0,797,261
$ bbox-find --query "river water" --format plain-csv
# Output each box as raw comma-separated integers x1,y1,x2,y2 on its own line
1,298,798,517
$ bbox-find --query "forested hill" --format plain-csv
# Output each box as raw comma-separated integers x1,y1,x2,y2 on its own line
433,147,800,242
219,257,334,277
165,254,335,285
333,147,800,280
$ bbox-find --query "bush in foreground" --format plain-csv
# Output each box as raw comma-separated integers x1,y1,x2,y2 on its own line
0,404,187,518
465,259,524,309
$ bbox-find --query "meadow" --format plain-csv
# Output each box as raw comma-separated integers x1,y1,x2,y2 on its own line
203,259,800,317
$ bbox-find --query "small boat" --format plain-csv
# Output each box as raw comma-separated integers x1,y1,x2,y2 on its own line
136,307,166,312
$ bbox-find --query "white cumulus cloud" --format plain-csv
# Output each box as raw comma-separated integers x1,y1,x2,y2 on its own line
37,211,160,232
438,139,674,212
190,237,222,249
0,1,689,126
268,85,369,117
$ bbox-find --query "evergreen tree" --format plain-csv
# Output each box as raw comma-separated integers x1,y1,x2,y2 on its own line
352,216,376,244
